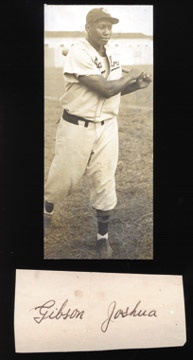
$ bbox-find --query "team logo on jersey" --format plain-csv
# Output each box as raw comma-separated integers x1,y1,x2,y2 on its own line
94,57,102,69
109,56,120,69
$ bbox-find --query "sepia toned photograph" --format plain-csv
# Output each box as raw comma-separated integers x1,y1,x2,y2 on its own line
2,2,193,359
44,5,153,260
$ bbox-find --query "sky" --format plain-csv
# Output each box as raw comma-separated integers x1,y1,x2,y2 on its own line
44,5,153,35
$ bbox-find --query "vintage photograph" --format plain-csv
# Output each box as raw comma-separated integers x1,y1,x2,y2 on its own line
44,5,153,260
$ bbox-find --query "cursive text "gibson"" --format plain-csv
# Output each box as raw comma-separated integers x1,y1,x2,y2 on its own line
33,299,85,324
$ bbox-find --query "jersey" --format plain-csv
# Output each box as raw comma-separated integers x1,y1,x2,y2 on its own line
60,39,122,122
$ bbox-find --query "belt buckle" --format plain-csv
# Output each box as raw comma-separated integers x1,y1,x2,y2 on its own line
78,120,87,127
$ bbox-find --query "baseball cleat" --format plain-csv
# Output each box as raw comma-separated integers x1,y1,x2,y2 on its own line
96,238,113,259
44,211,53,231
44,201,54,229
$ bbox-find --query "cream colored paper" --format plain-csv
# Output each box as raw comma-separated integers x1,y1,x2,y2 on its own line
14,270,186,352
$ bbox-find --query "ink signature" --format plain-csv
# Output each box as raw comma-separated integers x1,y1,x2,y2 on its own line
101,300,157,333
32,299,85,324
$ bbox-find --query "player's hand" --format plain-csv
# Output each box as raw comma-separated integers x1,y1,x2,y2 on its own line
136,72,152,89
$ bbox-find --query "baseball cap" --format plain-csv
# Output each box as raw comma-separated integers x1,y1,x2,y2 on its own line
86,7,119,25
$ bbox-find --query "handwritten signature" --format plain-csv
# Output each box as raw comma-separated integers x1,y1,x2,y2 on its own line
33,299,85,324
32,299,157,332
101,300,157,332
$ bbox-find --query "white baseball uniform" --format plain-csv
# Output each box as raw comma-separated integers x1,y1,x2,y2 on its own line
45,39,122,211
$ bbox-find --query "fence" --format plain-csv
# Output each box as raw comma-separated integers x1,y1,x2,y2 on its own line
44,37,153,67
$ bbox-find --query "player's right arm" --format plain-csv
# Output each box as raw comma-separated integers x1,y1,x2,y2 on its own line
78,73,138,99
63,45,149,98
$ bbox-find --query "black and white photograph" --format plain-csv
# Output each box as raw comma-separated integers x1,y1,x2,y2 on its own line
44,5,153,260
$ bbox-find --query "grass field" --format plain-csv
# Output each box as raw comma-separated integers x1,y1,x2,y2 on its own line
44,65,153,259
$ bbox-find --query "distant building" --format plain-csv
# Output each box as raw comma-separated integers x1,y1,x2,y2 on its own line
44,31,153,67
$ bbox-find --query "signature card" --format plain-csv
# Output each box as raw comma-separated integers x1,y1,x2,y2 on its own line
14,270,186,352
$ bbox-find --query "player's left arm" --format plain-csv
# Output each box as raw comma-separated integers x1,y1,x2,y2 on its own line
121,72,152,96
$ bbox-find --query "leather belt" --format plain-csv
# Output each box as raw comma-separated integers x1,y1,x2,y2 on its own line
62,109,104,127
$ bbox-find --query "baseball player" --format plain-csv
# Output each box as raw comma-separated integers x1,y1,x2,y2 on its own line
44,7,152,258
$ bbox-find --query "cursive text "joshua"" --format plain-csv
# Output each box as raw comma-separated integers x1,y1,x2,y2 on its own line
101,300,157,333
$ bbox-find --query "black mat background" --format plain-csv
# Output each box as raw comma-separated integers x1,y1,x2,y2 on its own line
0,1,193,359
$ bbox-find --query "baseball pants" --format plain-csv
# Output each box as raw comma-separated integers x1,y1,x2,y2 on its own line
45,116,119,211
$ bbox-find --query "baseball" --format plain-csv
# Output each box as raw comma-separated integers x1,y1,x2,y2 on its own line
62,46,69,56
